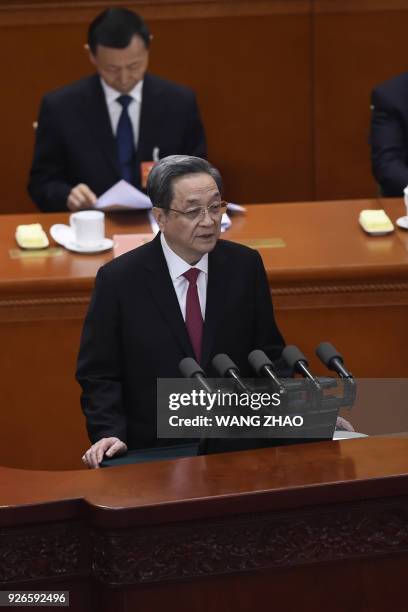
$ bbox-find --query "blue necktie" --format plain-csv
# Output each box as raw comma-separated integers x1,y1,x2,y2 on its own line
116,95,135,183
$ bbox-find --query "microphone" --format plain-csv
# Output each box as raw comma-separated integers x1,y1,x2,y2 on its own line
248,349,286,394
281,345,322,391
315,342,354,379
211,353,249,393
179,357,212,457
179,357,213,394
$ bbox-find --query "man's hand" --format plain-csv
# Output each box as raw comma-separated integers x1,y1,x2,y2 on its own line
67,183,97,211
82,437,128,469
336,416,354,432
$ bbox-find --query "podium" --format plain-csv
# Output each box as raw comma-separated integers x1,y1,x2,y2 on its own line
1,436,408,612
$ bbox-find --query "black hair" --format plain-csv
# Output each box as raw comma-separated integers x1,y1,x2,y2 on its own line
88,7,150,54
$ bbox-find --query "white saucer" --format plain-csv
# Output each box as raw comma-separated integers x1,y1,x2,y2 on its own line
363,229,394,236
50,224,113,253
396,216,408,230
64,238,113,254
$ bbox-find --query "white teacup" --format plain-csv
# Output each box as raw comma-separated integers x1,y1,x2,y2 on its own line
69,210,105,248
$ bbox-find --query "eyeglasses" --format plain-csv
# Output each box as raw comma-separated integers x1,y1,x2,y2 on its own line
168,201,228,222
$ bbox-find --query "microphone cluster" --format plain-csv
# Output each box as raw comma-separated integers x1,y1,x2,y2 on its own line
180,341,355,397
178,342,356,452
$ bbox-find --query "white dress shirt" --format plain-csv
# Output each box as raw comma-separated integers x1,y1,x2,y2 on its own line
100,78,143,150
160,234,208,320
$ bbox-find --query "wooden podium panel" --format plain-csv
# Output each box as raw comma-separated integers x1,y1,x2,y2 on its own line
1,198,408,470
1,437,408,611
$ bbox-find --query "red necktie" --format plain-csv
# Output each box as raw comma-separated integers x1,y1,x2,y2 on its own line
183,268,203,362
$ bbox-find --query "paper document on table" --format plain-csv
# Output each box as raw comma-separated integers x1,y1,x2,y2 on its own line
147,210,160,235
221,212,232,231
227,202,246,213
95,180,152,211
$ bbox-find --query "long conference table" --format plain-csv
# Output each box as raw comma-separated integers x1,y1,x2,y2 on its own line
1,198,408,470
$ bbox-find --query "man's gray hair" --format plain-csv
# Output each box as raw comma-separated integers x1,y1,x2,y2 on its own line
146,155,223,210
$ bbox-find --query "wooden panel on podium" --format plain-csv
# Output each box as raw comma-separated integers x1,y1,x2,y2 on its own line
1,437,408,611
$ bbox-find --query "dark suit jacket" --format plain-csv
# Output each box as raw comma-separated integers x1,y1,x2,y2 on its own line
76,236,285,450
370,72,408,196
28,73,207,212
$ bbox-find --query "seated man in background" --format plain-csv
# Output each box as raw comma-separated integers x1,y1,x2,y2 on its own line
28,8,207,212
370,72,408,196
77,155,285,468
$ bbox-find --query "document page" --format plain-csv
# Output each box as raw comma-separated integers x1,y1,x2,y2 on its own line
95,180,152,211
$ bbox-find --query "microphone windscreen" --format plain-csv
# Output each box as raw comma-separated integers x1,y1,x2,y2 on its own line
179,357,205,378
212,353,239,377
282,345,308,369
316,342,343,367
248,349,273,375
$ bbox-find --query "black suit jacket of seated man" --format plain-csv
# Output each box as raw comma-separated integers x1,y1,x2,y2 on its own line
28,73,207,212
76,234,285,451
370,71,408,197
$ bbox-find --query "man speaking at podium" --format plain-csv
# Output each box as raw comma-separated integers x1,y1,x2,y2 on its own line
77,155,285,468
28,8,206,212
